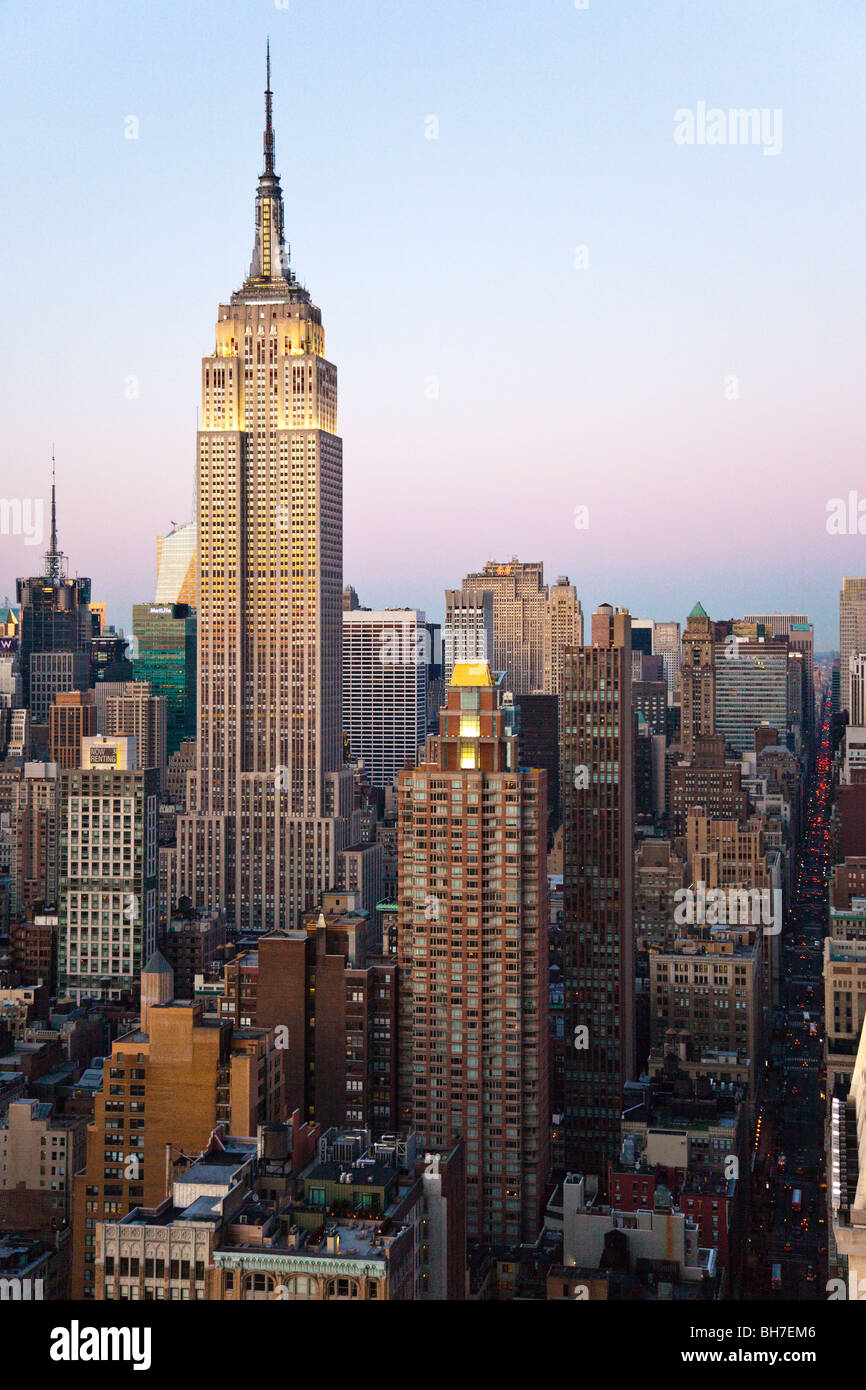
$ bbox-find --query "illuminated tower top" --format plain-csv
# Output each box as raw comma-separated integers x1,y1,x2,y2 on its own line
238,40,305,300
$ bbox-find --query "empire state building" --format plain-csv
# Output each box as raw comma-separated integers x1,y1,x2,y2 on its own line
176,50,355,930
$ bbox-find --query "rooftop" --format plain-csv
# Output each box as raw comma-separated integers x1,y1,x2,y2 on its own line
303,1158,396,1187
450,660,495,688
142,950,173,976
215,1216,404,1265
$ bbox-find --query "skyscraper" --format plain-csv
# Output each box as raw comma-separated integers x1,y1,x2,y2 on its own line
654,619,682,700
443,587,493,684
16,467,92,725
342,608,428,789
744,612,814,732
131,602,196,757
88,602,106,635
457,560,549,694
631,618,655,656
562,605,635,1176
177,51,354,931
10,761,60,917
396,662,549,1243
155,521,197,606
840,580,866,719
850,653,866,727
713,633,789,755
58,735,158,1004
680,601,715,759
545,575,584,695
452,560,582,697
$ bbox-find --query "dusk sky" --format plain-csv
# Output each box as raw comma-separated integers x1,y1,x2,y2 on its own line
1,0,863,648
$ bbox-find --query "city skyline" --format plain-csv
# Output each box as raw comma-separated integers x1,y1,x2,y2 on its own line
2,1,864,648
0,1,863,1332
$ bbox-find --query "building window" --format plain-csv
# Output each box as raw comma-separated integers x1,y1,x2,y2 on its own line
460,743,477,770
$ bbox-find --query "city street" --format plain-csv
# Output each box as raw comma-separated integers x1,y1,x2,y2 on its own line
746,691,831,1299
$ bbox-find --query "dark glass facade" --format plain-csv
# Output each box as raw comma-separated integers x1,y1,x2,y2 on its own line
132,603,196,757
16,574,93,715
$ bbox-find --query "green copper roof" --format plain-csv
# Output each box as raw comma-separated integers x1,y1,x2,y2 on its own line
689,601,709,619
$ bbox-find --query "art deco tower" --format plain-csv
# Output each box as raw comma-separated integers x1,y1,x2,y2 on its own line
177,50,354,930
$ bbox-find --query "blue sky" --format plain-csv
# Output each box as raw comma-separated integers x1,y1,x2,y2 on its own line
1,0,864,647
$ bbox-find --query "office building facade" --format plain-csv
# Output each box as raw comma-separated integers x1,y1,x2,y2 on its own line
132,603,197,757
343,609,428,789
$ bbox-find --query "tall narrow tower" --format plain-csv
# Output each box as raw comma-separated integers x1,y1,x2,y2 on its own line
396,663,549,1244
562,605,635,1176
177,51,354,930
681,601,715,760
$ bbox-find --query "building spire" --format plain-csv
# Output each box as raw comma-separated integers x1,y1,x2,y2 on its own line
242,42,295,290
44,447,66,584
264,38,275,175
50,447,57,558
